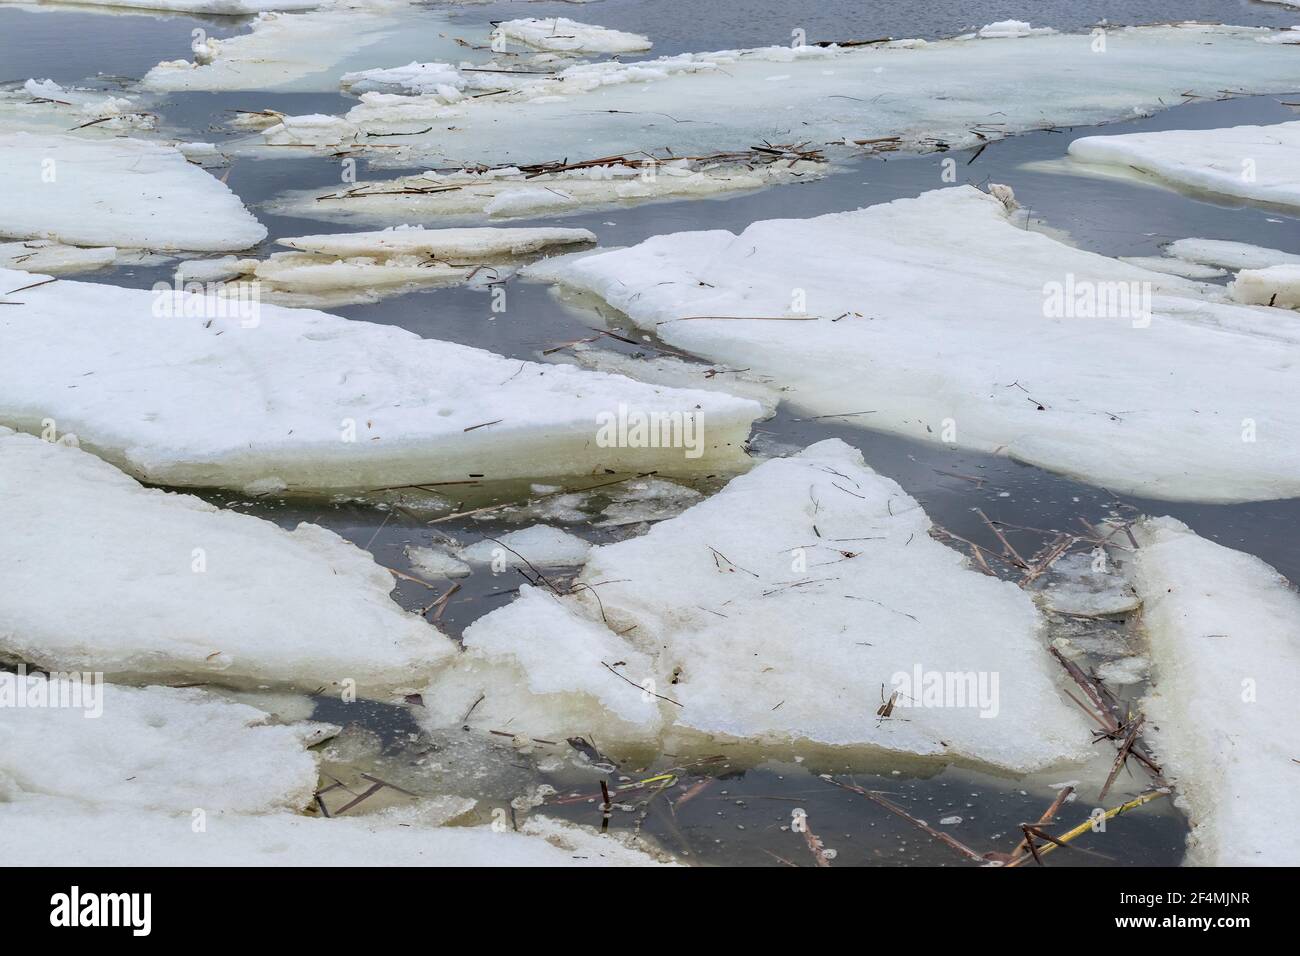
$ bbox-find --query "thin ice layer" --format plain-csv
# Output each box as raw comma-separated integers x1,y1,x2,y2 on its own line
0,675,331,813
268,160,824,224
0,268,761,491
1165,238,1300,271
201,226,595,306
529,185,1300,502
1130,517,1300,866
0,800,670,866
0,429,451,693
1068,121,1300,210
0,133,265,251
423,440,1093,771
256,25,1300,168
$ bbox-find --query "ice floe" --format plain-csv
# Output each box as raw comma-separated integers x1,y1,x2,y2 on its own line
1164,238,1300,271
528,185,1300,503
0,240,117,275
493,18,652,55
1130,517,1300,865
974,21,1056,39
141,1,472,93
0,133,265,252
0,268,761,491
405,543,471,580
458,525,592,567
1067,120,1300,210
191,225,595,305
1,674,333,813
0,428,451,692
243,25,1300,168
1230,264,1300,310
0,800,671,866
422,440,1094,770
268,157,825,224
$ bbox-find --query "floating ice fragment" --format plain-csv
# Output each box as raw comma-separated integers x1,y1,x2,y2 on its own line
1129,517,1300,865
0,428,452,693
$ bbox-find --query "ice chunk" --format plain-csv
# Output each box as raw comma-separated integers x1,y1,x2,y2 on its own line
267,159,825,224
200,226,594,305
423,585,667,746
406,543,471,579
976,21,1055,39
0,268,761,491
0,240,116,275
1094,656,1149,686
457,525,591,567
1230,264,1300,310
0,133,265,252
0,428,451,693
1130,517,1300,866
530,185,1300,503
1031,552,1141,618
1,674,333,813
262,113,358,147
0,79,155,135
246,25,1300,169
422,440,1094,771
1259,26,1300,45
1068,121,1300,210
494,18,653,55
141,2,472,93
277,225,595,259
1164,238,1300,271
175,256,253,284
596,476,703,526
0,800,671,866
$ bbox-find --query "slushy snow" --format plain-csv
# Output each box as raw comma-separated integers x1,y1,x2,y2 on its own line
0,428,452,693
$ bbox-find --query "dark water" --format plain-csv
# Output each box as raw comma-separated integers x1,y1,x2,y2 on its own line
6,0,1299,865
